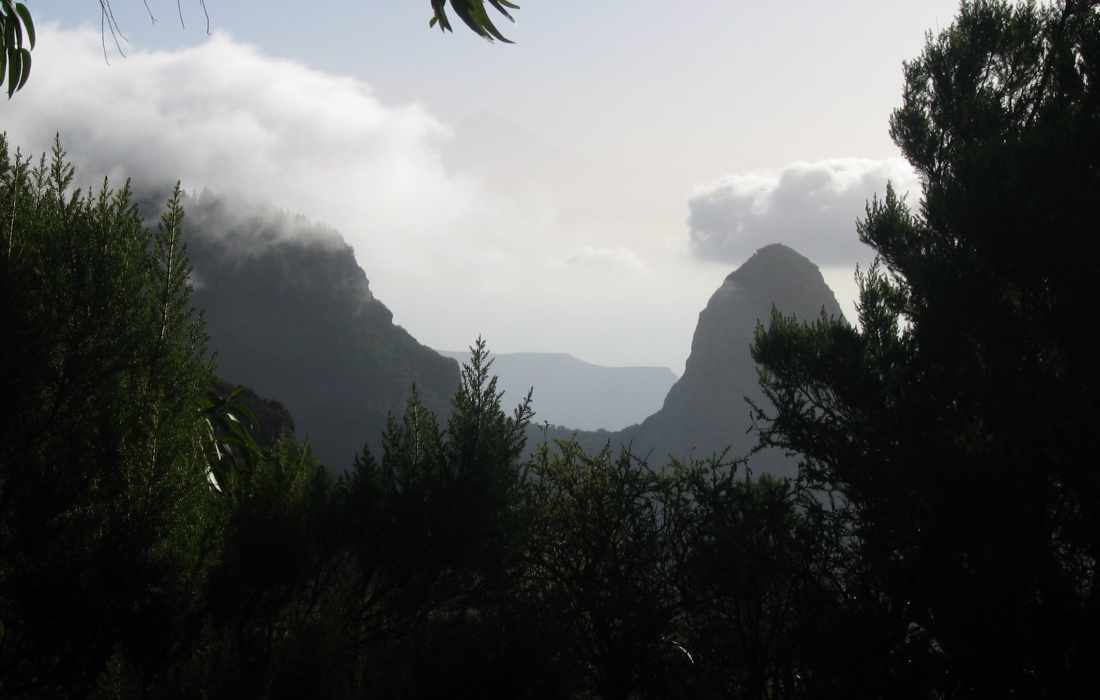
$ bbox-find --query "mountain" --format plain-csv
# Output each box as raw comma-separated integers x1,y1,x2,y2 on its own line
169,184,839,476
536,244,845,476
179,191,459,471
436,351,677,431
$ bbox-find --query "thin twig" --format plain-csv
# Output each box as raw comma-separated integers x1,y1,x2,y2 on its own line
98,0,128,61
100,8,110,64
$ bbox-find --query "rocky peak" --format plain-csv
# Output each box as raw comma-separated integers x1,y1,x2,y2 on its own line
538,243,844,475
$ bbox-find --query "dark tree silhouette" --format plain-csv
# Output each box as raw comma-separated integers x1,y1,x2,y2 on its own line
751,1,1100,695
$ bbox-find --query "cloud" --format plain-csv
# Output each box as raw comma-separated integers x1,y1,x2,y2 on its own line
1,25,545,333
687,158,920,266
564,246,648,272
3,25,476,246
13,26,878,373
2,25,719,373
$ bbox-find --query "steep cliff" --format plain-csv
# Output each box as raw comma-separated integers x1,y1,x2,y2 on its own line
181,192,459,470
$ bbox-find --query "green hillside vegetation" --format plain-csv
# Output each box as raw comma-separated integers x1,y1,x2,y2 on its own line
1,1,1097,697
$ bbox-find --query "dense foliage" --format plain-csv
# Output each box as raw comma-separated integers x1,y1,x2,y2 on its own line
1,1,1097,697
0,139,843,696
0,137,218,695
752,0,1100,696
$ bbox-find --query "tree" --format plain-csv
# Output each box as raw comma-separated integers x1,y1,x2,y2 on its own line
669,463,851,699
751,1,1099,695
0,137,220,696
521,443,682,700
336,339,537,697
194,437,347,700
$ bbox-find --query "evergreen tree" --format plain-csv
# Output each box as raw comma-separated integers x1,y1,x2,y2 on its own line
751,1,1100,695
193,437,346,700
336,339,536,697
0,136,218,697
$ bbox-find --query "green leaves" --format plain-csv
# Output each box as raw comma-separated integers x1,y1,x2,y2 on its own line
429,0,519,43
201,385,263,495
1,1,33,98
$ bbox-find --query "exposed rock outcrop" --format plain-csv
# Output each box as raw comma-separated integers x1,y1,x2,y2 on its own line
182,193,459,471
537,244,845,476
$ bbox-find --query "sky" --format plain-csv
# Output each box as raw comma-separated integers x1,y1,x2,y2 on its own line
8,1,961,372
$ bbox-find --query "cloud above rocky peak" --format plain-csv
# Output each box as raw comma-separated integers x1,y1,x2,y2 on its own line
688,158,920,267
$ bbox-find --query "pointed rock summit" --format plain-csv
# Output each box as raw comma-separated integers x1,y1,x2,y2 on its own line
646,244,843,470
539,244,844,475
672,243,843,415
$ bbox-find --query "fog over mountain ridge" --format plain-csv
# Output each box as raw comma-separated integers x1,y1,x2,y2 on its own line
168,189,460,471
0,25,887,371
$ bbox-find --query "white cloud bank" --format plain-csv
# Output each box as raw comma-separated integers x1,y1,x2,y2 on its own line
3,25,713,372
4,27,916,372
688,159,921,267
3,26,475,253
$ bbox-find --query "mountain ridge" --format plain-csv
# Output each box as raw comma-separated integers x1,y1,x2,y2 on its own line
437,350,677,431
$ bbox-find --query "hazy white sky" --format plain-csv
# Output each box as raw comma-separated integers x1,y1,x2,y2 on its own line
12,1,960,372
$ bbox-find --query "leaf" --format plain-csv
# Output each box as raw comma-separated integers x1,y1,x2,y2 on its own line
15,46,28,90
9,5,20,50
7,46,18,98
4,10,15,52
15,2,31,49
453,1,510,42
206,466,223,492
488,0,518,23
429,1,517,42
431,0,451,32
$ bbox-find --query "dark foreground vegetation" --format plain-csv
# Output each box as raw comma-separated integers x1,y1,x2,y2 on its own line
1,1,1098,697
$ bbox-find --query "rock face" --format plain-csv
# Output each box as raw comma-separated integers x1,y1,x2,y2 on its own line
538,244,844,476
635,243,844,471
182,192,459,471
437,351,677,431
